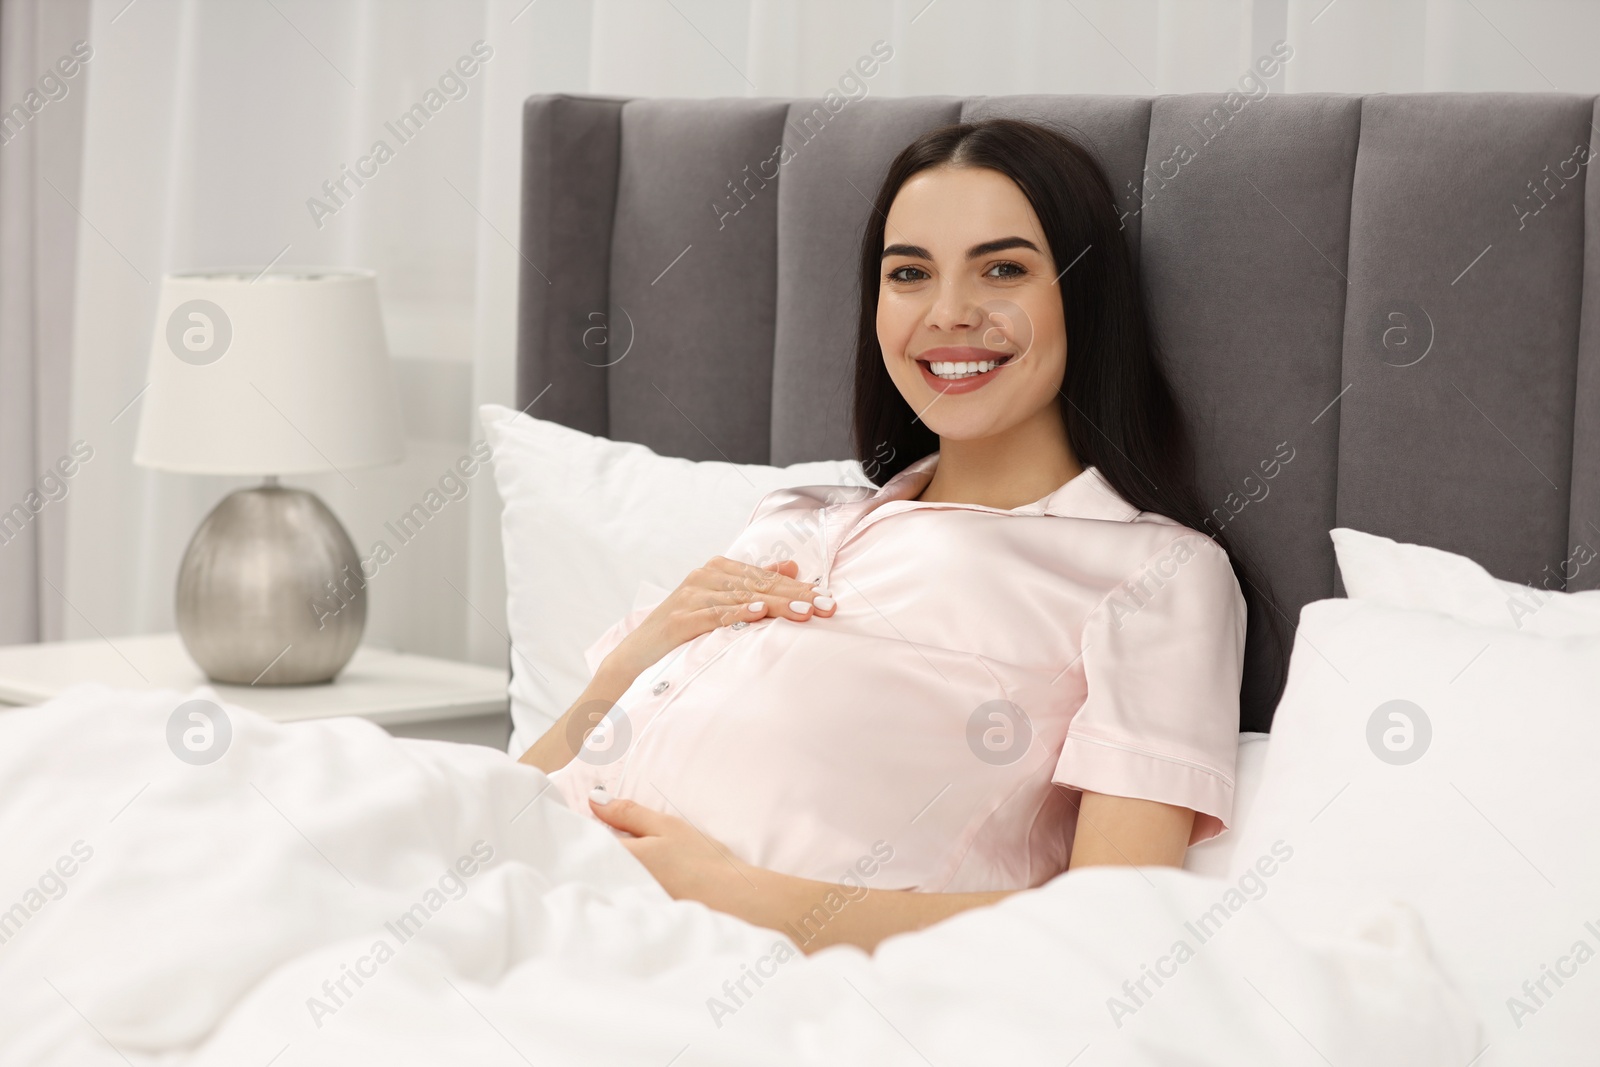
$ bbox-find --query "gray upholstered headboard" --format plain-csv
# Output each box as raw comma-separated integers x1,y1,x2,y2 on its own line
515,91,1600,731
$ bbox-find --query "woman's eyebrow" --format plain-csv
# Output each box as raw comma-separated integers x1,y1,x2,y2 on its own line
967,236,1040,258
881,236,1042,260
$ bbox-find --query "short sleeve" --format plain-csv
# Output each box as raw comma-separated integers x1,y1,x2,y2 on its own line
1052,533,1247,845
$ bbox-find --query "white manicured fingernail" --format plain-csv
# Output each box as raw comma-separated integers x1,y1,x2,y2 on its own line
589,785,611,806
790,600,812,614
814,596,835,611
747,601,766,614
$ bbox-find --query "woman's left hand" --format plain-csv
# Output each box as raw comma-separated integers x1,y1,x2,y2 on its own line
585,786,1023,955
587,788,764,920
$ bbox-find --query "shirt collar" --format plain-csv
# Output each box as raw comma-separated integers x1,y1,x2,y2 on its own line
876,451,1140,523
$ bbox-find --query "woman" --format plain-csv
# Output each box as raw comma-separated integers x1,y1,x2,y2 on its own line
519,118,1282,954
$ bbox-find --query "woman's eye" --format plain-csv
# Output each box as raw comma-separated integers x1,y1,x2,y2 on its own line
986,261,1027,279
886,265,928,283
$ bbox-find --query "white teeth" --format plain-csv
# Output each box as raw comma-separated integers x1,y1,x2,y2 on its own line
927,358,1005,380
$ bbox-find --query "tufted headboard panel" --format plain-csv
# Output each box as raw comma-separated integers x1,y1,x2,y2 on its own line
516,90,1600,731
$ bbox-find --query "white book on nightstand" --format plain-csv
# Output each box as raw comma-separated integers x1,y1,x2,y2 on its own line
0,633,511,748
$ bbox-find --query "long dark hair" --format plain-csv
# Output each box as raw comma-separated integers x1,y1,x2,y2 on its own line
851,118,1285,725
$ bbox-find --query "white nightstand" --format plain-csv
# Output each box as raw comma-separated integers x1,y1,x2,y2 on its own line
0,634,511,749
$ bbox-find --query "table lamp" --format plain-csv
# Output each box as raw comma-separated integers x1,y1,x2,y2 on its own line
134,269,404,685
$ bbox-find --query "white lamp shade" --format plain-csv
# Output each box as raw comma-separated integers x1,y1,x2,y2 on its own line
134,269,405,475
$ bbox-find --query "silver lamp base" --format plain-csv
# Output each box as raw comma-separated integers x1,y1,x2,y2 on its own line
175,480,365,685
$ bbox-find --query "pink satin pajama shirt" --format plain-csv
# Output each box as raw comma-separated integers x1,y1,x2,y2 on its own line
546,453,1247,894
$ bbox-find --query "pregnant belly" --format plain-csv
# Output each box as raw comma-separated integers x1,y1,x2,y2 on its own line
606,623,1062,890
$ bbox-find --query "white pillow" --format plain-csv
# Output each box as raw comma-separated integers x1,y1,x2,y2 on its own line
1227,594,1600,1064
1181,731,1269,878
479,404,865,755
1331,526,1600,636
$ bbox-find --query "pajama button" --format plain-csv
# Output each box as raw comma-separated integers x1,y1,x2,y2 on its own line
651,680,669,695
731,620,748,630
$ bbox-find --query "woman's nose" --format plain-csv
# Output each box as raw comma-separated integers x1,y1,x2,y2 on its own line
924,279,982,333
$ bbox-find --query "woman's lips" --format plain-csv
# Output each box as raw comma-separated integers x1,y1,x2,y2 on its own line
915,354,1011,395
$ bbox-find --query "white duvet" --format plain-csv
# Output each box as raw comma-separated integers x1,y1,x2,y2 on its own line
0,685,1478,1065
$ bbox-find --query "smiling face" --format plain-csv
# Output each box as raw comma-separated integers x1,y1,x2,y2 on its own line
876,164,1068,443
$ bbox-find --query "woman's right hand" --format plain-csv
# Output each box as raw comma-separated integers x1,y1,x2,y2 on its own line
602,557,835,683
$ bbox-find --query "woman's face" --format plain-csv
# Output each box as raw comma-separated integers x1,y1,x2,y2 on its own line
877,165,1067,442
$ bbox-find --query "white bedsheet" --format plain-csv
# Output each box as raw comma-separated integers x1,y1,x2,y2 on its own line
0,685,1478,1065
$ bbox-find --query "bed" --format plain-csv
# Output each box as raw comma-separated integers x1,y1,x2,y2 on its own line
1,89,1597,1065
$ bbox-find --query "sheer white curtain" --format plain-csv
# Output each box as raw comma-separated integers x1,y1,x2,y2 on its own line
0,0,89,644
38,0,1600,664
